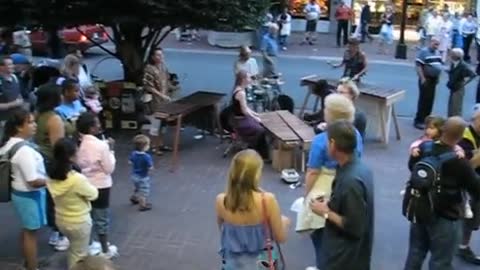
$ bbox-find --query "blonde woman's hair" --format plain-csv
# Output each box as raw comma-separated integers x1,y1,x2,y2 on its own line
324,93,355,123
61,54,81,77
338,77,360,100
224,149,263,213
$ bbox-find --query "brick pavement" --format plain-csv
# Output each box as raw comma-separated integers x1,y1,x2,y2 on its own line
1,117,479,270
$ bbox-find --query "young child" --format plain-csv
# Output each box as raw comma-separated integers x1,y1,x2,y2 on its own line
409,115,464,157
75,112,119,258
83,86,103,114
129,135,154,211
407,115,473,218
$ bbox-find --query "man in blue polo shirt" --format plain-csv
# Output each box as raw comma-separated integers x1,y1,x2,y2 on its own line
414,37,443,130
261,23,279,78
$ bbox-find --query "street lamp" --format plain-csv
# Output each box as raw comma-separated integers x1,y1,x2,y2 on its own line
395,0,408,59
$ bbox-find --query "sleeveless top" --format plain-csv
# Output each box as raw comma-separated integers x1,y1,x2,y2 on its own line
231,89,244,116
220,223,266,257
35,111,75,161
35,111,56,161
343,50,365,78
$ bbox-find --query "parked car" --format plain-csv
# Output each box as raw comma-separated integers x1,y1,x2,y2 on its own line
30,24,108,54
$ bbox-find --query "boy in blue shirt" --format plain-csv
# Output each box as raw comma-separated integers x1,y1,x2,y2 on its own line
129,134,154,211
55,78,86,122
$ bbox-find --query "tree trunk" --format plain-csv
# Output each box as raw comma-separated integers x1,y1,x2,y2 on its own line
113,23,146,84
117,41,144,83
47,26,63,59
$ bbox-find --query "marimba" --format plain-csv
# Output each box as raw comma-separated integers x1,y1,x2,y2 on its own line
260,110,315,172
154,91,225,172
300,75,405,145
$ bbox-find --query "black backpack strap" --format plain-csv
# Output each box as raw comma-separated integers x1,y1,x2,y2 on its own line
7,141,28,159
420,141,435,156
436,151,458,164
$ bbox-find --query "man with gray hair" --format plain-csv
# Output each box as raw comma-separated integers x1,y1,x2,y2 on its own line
414,37,443,129
446,48,476,117
260,23,279,77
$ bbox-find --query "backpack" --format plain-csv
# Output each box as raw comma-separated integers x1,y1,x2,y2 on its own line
0,141,28,202
402,141,457,224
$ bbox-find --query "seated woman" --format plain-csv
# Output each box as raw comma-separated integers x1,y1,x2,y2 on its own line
306,79,368,140
296,93,364,270
329,38,368,82
231,70,269,160
216,149,290,269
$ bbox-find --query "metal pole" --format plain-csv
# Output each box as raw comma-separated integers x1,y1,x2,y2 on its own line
395,0,408,59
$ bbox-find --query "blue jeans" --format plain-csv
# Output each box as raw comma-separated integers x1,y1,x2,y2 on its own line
404,216,460,270
91,208,110,235
279,35,288,47
310,229,323,269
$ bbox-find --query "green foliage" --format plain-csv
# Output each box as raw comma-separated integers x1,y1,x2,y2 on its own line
0,0,271,31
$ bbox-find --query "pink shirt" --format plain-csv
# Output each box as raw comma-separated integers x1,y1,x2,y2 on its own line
77,135,116,189
410,136,463,153
84,97,103,114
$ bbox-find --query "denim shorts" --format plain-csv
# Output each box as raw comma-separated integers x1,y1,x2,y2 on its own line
132,175,151,198
91,208,110,235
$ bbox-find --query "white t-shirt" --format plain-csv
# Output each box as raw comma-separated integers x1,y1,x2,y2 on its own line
78,65,93,94
235,58,259,78
304,3,321,21
0,137,47,192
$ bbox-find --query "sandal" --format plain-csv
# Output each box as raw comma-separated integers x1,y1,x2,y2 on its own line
130,196,139,205
158,145,173,152
151,148,164,156
139,203,152,212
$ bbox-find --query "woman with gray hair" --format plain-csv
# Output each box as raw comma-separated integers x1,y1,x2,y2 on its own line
446,48,476,117
297,93,364,270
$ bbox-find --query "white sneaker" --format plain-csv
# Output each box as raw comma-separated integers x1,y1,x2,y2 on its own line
465,202,474,219
305,267,319,270
89,241,102,256
48,231,59,246
54,236,70,251
99,245,119,259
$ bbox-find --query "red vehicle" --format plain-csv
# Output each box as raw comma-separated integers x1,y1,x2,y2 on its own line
30,24,108,54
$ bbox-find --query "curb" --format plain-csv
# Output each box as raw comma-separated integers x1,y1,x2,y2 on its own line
98,44,415,67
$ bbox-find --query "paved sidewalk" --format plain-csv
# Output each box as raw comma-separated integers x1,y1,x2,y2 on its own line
1,117,480,270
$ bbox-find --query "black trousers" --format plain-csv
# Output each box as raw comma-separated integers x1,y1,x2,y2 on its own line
415,77,438,124
337,20,349,46
463,33,475,61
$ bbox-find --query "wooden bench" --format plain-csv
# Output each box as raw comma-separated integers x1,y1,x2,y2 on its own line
300,75,405,145
259,110,315,172
154,91,225,172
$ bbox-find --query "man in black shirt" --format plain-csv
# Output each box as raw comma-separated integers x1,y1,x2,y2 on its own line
404,117,480,270
457,108,480,265
310,120,374,270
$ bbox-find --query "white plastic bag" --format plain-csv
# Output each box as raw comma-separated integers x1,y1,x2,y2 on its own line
290,197,304,213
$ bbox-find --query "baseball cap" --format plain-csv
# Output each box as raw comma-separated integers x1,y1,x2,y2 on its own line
10,53,30,65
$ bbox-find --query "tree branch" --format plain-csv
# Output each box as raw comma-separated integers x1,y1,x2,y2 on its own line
141,27,153,40
154,26,174,48
75,26,118,58
99,25,115,43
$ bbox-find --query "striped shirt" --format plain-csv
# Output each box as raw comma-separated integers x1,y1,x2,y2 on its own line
416,47,443,78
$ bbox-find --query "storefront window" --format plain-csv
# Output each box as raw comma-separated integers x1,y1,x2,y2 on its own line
289,0,331,19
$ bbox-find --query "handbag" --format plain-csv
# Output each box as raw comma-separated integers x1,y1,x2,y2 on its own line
257,193,285,270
